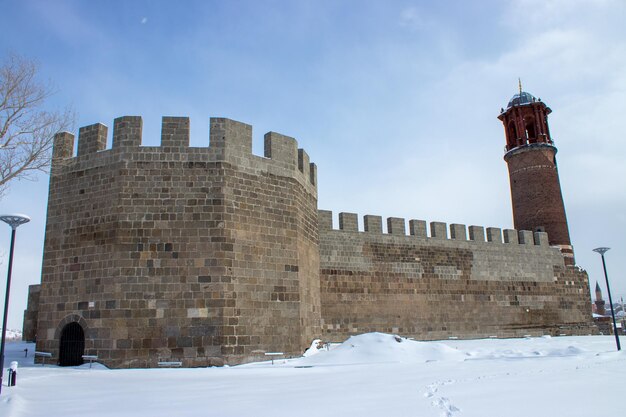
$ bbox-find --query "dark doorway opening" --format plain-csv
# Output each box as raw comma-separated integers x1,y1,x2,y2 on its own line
59,322,85,366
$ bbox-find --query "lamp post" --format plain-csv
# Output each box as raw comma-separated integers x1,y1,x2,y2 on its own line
593,247,621,351
0,214,30,394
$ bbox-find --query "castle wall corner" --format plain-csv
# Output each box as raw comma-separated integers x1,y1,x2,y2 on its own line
36,115,321,368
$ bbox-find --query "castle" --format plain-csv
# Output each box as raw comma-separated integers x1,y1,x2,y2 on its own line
23,89,595,368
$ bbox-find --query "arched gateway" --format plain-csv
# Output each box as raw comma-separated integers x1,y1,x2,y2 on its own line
58,322,85,366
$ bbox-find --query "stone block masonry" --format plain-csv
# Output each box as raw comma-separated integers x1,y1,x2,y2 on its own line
319,212,594,341
22,284,41,342
29,113,595,368
36,116,319,368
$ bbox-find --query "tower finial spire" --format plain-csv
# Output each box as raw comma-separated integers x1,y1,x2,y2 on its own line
518,78,523,94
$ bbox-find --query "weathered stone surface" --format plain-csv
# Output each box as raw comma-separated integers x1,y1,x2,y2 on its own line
22,284,40,342
319,212,594,341
35,117,319,368
30,114,595,369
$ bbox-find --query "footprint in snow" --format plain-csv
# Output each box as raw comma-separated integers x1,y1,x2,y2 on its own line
432,397,461,417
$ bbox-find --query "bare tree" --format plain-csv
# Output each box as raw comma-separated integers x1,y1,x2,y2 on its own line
0,54,74,197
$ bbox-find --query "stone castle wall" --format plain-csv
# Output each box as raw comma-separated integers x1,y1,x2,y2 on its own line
36,116,319,367
22,284,40,342
28,115,595,368
318,211,593,341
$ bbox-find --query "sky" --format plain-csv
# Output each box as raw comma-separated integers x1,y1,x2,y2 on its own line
0,0,625,330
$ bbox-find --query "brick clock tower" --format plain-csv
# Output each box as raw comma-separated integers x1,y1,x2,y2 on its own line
498,84,574,265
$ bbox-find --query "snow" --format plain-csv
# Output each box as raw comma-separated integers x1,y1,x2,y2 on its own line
302,338,324,357
283,333,468,365
1,333,624,417
1,329,22,341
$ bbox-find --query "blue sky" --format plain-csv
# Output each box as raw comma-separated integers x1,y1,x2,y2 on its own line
1,0,625,330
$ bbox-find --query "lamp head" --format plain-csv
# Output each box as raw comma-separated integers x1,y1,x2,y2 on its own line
593,247,610,256
0,213,31,230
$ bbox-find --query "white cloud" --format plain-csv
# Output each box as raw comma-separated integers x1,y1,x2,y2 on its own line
399,7,421,28
25,0,109,48
503,0,616,27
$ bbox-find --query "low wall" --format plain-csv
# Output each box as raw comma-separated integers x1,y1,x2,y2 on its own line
318,211,595,341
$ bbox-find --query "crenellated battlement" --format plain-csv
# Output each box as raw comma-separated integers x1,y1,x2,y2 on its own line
318,210,552,248
317,205,592,341
52,116,317,190
31,92,594,369
40,115,321,368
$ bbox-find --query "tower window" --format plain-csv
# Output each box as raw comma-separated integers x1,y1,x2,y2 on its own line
525,118,536,142
508,121,518,147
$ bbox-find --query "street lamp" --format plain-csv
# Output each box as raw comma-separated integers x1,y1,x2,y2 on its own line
0,214,30,394
593,247,621,351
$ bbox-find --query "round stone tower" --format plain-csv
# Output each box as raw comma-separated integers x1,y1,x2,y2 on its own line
594,282,606,316
498,87,574,265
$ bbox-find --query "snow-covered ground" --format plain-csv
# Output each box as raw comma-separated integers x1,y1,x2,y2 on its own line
1,333,624,417
1,329,22,341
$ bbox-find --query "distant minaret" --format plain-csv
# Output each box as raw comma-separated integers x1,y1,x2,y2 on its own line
594,282,606,316
498,83,574,265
